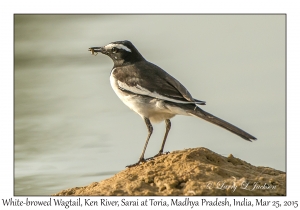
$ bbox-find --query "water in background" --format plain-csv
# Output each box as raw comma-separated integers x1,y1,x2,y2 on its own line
14,15,285,195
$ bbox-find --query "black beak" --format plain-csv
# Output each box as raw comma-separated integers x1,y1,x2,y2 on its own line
88,47,106,55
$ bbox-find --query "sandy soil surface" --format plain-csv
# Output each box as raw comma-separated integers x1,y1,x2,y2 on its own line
54,147,285,196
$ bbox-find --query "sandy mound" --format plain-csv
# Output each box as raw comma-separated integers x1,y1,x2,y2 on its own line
54,147,285,196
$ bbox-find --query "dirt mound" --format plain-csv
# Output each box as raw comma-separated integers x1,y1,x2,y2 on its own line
54,147,285,196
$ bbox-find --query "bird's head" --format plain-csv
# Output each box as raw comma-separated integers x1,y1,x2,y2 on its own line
89,40,145,67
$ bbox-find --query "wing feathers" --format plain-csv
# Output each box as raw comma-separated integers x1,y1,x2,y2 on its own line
117,80,204,104
112,61,205,105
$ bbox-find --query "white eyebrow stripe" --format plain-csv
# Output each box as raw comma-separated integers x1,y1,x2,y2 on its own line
105,43,131,52
117,81,198,104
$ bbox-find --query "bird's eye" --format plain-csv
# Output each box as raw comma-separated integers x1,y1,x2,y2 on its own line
112,47,118,53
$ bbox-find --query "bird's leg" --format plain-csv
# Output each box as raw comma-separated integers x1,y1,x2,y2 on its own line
154,119,171,157
139,118,153,161
126,117,153,167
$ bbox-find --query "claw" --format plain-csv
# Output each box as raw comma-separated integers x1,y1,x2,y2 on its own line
154,152,163,158
154,151,170,158
125,151,170,168
126,158,146,168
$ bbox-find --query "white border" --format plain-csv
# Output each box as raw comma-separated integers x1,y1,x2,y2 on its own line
1,0,299,208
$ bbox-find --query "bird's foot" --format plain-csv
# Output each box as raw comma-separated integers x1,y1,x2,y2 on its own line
125,151,170,168
154,151,170,158
126,158,146,168
154,151,163,158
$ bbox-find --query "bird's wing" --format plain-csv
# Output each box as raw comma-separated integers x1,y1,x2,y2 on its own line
112,62,205,105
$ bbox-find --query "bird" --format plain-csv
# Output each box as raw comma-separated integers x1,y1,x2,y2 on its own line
88,40,256,167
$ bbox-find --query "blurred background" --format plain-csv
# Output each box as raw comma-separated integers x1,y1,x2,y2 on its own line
14,15,285,195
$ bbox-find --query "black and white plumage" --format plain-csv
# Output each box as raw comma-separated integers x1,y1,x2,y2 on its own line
89,40,256,167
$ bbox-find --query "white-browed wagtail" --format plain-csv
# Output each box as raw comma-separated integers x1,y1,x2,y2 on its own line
88,40,256,167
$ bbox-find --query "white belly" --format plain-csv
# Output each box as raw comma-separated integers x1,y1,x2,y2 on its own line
109,70,183,123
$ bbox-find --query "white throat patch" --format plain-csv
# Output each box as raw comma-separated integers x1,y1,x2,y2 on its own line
105,43,131,52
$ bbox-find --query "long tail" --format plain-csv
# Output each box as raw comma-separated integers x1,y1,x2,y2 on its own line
188,106,257,141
